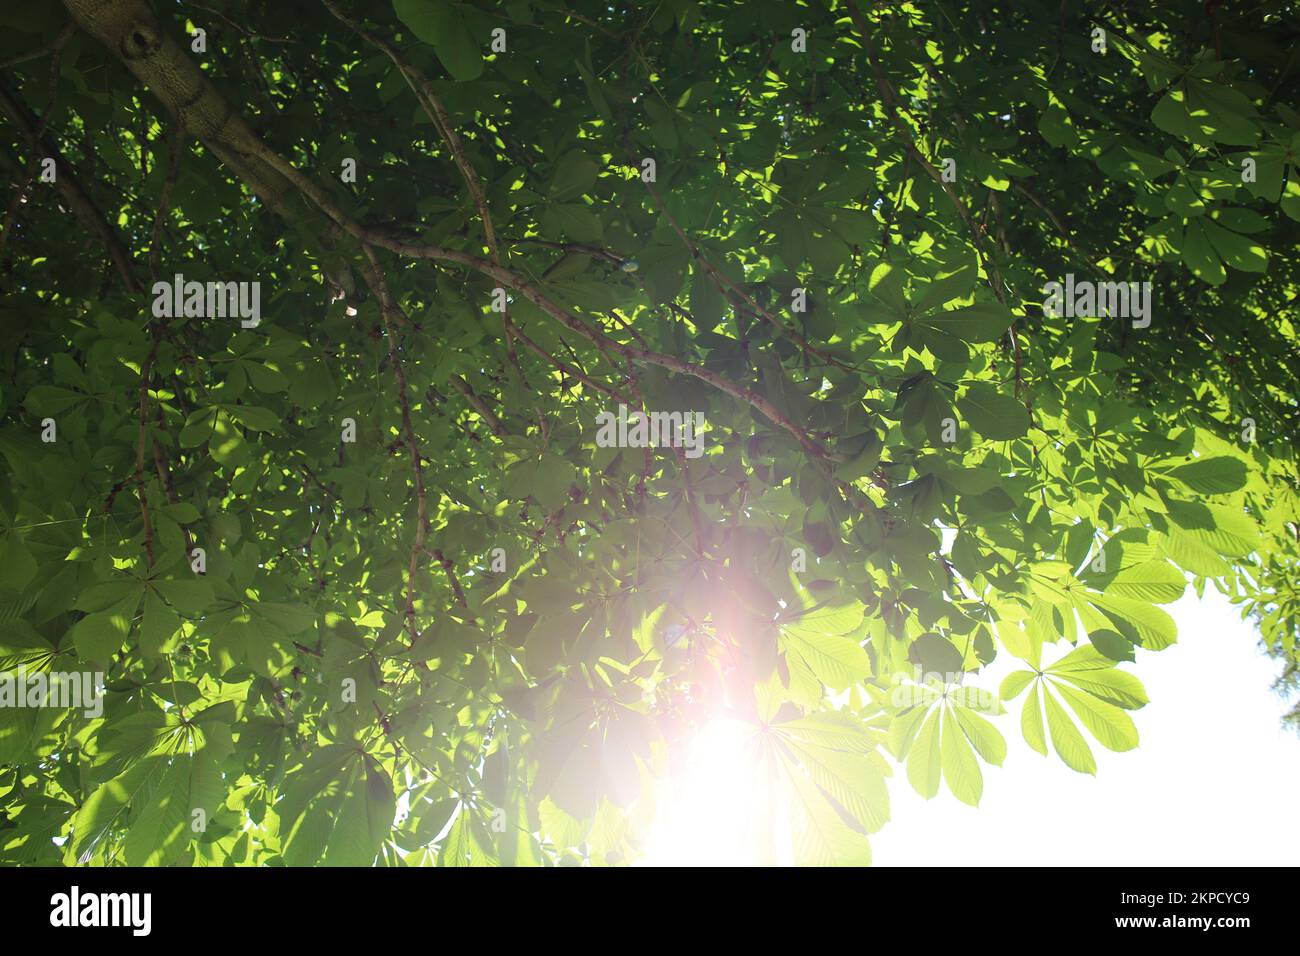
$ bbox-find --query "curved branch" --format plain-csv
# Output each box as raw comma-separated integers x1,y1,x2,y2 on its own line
0,79,140,291
68,0,840,465
320,0,529,377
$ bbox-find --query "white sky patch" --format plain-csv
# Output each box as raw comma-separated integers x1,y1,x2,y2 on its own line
873,586,1300,865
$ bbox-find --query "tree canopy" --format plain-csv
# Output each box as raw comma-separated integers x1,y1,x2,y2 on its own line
0,0,1297,866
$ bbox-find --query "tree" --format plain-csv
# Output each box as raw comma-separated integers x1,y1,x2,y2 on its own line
0,0,1295,866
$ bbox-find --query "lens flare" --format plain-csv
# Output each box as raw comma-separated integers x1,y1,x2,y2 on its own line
639,717,792,866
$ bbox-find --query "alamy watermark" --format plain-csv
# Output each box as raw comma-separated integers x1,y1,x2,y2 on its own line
151,273,261,328
1042,273,1152,328
595,404,706,459
50,886,151,936
888,671,999,712
0,666,104,718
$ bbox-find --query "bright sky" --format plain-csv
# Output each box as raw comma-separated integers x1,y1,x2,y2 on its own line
872,585,1300,866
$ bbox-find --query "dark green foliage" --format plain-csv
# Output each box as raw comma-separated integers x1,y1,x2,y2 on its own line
0,0,1295,865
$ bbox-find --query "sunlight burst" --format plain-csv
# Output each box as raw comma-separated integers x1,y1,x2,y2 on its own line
639,718,791,866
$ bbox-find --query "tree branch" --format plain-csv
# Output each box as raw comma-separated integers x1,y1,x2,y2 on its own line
320,0,528,377
0,21,76,69
70,0,841,466
449,374,505,436
628,142,859,373
845,0,1006,303
358,245,429,645
0,78,140,291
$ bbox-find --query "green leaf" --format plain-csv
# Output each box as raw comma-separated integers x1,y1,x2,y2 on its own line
907,633,964,675
1053,680,1139,752
1167,500,1260,557
1089,559,1186,604
886,695,938,758
24,385,89,416
1046,642,1122,674
280,746,395,866
1053,667,1149,710
779,711,879,754
224,404,280,432
916,302,1015,342
254,601,317,634
780,627,872,691
544,202,603,243
1043,687,1096,774
72,755,164,859
551,152,600,199
69,593,141,661
790,741,890,834
958,383,1030,440
122,755,192,865
178,407,218,448
1152,86,1203,142
527,452,578,509
0,535,37,591
953,704,1007,766
437,808,491,866
1086,591,1178,650
156,579,215,615
1201,221,1268,273
999,669,1036,701
1087,628,1137,663
940,707,983,806
905,709,942,799
1166,455,1248,494
140,590,181,656
912,263,977,313
868,262,907,315
1183,219,1227,285
1021,682,1048,756
161,502,201,523
393,0,484,81
786,767,874,866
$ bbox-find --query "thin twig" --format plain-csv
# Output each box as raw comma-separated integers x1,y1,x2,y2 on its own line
149,125,183,283
359,245,429,645
0,21,76,69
